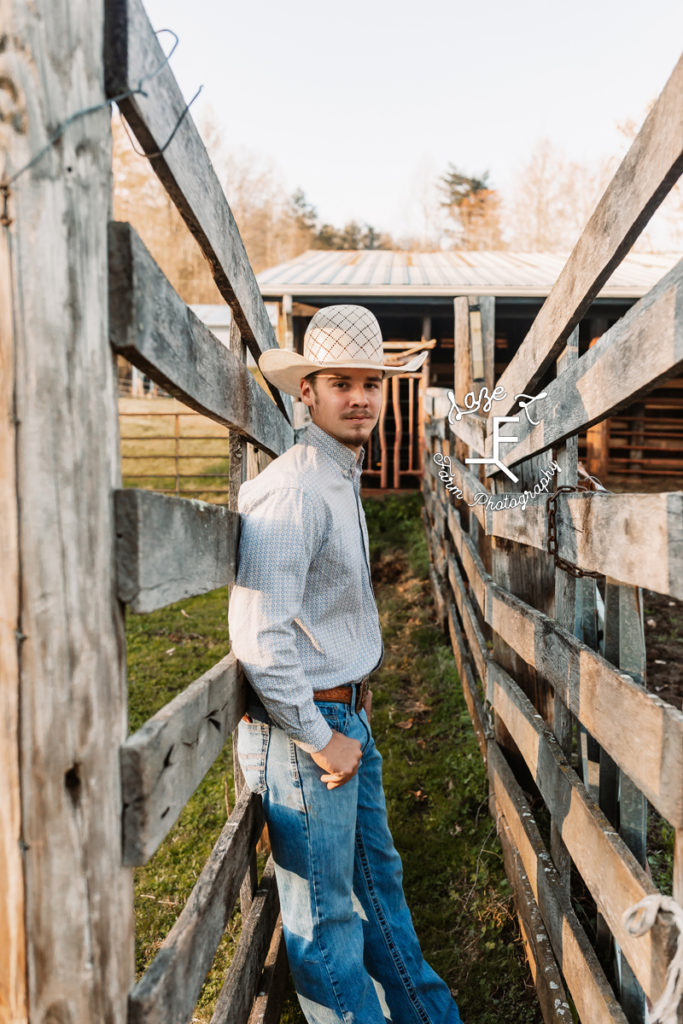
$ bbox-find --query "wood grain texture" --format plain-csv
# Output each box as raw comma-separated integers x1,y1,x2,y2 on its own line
496,817,572,1023
492,54,683,416
490,259,683,471
487,660,672,1001
115,488,239,612
0,25,26,1018
446,603,490,760
109,223,292,457
0,0,135,1017
104,0,292,421
488,745,628,1024
448,411,488,454
246,921,289,1024
210,859,280,1024
486,581,683,826
447,554,488,685
447,504,491,617
128,788,265,1024
121,653,244,865
485,490,683,599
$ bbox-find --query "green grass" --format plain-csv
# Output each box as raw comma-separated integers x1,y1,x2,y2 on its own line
127,493,540,1023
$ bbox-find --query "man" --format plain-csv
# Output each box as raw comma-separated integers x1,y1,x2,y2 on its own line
228,305,463,1024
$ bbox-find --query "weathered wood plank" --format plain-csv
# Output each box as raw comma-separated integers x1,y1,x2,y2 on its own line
128,787,265,1024
486,580,683,825
246,920,289,1024
1,1,134,1018
121,653,244,865
104,0,292,421
109,223,292,457
448,411,488,455
446,603,490,760
0,33,27,1019
550,332,578,892
447,553,488,684
488,743,627,1023
447,504,491,617
210,859,280,1024
434,450,489,527
485,490,683,600
491,259,683,471
492,54,683,417
496,816,572,1023
487,659,672,1001
115,489,239,613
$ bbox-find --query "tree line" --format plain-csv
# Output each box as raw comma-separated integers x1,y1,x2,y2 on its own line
112,109,682,306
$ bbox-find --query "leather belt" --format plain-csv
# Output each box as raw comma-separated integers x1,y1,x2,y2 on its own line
313,675,370,713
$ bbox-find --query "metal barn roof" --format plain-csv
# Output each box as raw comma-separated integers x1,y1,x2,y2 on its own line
256,250,682,300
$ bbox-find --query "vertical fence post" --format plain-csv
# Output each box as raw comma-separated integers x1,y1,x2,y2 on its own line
175,411,181,497
613,584,648,1024
550,326,579,894
0,0,134,1018
227,316,259,913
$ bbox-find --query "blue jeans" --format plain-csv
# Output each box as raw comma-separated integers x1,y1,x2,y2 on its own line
237,696,464,1024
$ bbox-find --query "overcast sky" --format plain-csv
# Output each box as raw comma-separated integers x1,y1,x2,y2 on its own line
142,0,682,238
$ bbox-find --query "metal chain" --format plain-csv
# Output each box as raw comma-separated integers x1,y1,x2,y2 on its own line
546,483,603,579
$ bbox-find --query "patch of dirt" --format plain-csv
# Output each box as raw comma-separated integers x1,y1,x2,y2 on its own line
644,590,683,710
372,550,410,585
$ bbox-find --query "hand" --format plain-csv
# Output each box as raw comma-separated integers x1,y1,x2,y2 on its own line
362,687,373,724
311,730,362,789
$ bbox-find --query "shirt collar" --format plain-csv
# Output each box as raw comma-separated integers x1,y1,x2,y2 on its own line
304,422,365,480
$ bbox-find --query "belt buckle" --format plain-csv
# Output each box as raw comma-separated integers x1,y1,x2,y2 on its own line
355,676,369,712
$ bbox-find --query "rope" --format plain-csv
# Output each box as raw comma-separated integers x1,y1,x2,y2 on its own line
622,894,683,1024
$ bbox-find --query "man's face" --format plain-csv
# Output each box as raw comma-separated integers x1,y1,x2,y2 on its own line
299,368,383,454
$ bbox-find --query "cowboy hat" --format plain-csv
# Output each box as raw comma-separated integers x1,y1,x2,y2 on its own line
258,304,428,397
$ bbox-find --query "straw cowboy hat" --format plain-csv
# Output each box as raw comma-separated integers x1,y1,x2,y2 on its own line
258,304,428,397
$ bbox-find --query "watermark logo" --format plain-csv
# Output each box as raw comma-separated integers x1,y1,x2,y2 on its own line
433,451,561,511
447,385,546,484
436,384,556,505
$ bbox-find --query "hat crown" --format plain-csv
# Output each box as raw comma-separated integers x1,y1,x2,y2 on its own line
304,305,383,365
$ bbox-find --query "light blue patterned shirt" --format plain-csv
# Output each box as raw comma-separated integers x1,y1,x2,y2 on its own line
228,422,383,752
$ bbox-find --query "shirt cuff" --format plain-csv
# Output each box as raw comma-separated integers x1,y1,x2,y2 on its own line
291,714,333,754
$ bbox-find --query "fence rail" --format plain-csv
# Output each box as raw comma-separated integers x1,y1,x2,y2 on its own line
1,0,293,1020
423,52,683,1024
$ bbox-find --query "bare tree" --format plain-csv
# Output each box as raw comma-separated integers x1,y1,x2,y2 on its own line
112,110,222,303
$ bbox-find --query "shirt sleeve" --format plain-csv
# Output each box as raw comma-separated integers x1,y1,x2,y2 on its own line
228,485,333,753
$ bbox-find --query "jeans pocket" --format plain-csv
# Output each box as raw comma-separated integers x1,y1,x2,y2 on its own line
316,702,342,733
236,719,270,794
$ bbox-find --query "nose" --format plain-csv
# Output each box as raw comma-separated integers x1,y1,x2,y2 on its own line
349,383,369,406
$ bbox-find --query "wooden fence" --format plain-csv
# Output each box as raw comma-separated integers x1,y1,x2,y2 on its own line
1,0,294,1020
119,402,231,501
422,56,683,1024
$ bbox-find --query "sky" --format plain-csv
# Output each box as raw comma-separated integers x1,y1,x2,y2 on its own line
142,0,682,240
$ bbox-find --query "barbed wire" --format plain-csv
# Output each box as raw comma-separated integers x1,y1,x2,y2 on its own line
0,28,202,227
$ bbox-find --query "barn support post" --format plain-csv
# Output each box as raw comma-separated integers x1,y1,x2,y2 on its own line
0,0,135,1019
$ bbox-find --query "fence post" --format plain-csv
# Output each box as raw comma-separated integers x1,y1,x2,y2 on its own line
0,0,134,1018
550,326,579,894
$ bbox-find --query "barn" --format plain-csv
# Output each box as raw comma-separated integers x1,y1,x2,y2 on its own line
253,249,683,490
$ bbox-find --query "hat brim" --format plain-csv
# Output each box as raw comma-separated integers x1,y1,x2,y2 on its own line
258,348,428,397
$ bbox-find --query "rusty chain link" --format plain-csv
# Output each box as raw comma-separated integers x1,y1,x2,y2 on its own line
546,481,604,579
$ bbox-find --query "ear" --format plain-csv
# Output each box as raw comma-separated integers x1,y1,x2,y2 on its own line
299,377,314,408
